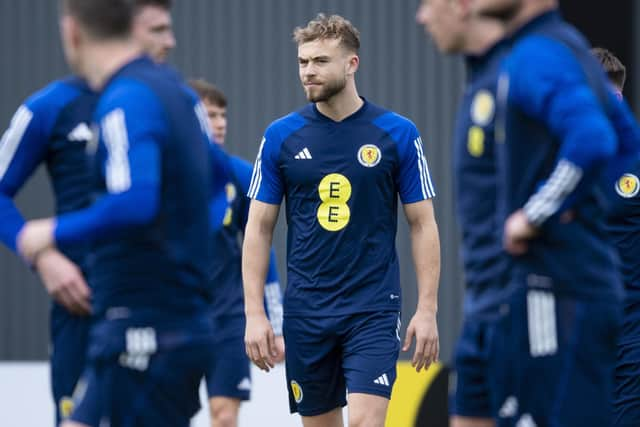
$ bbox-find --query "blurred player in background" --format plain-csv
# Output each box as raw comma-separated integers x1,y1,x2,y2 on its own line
189,78,285,427
473,0,640,425
594,47,640,427
17,0,229,424
0,0,175,424
243,13,440,427
416,1,508,426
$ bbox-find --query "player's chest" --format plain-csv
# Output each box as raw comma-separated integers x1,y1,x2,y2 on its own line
279,126,397,190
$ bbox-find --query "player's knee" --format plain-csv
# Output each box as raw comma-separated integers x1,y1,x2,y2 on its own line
60,421,90,427
348,409,385,427
209,400,239,427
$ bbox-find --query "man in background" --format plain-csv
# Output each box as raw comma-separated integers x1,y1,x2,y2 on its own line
189,78,285,427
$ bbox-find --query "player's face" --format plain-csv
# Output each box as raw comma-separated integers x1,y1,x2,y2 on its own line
132,5,176,62
416,0,467,53
203,100,227,145
298,38,354,103
472,0,521,20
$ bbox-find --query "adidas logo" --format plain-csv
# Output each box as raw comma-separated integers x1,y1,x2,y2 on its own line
294,148,312,160
237,377,252,391
498,396,518,418
373,373,390,386
67,123,93,142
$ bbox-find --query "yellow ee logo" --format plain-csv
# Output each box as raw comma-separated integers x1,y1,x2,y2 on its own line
291,380,304,403
467,126,485,157
223,183,237,226
59,396,75,419
615,173,640,198
317,173,352,231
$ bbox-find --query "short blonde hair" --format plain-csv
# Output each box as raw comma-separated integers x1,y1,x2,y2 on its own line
293,13,360,53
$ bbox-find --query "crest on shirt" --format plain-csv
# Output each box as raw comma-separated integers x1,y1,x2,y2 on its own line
358,144,381,168
471,90,495,126
225,183,237,202
291,380,304,403
615,173,640,198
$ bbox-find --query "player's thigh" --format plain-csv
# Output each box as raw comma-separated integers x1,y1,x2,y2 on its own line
205,334,251,401
71,343,211,427
451,314,497,420
347,392,389,427
341,311,401,400
50,306,91,422
613,309,640,427
301,408,344,427
508,290,621,427
284,316,346,417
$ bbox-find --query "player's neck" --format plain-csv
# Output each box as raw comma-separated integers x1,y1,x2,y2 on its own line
82,41,144,90
315,82,363,122
464,18,506,56
507,1,557,35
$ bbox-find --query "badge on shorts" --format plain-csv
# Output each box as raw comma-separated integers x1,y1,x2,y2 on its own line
291,380,304,403
358,144,381,168
615,173,640,198
59,396,75,419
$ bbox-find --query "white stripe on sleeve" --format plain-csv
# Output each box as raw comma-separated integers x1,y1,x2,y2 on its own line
102,109,132,194
0,105,34,181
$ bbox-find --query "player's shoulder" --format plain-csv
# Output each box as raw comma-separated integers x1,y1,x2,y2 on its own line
368,103,419,144
264,108,309,144
229,154,253,175
24,76,89,114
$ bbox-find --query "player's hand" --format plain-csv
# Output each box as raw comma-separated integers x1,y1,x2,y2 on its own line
17,218,55,264
35,248,92,315
403,308,439,372
245,312,277,372
503,209,538,255
273,335,285,364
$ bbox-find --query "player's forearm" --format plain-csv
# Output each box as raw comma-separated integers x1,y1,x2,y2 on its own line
242,221,273,316
409,217,441,313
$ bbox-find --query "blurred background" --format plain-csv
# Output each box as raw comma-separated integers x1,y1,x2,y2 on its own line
0,0,636,367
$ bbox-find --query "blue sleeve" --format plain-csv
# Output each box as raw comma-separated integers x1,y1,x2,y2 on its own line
246,129,284,204
55,83,165,245
507,37,618,225
0,104,50,252
373,113,436,203
208,142,232,230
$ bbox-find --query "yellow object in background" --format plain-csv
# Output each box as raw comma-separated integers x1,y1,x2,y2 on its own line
385,361,445,427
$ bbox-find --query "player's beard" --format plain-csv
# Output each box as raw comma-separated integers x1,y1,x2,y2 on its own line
305,75,347,103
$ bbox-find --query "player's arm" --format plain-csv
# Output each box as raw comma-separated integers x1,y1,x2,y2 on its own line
242,200,280,371
504,37,618,252
242,131,285,372
389,118,440,372
233,156,284,341
17,83,165,261
0,100,91,314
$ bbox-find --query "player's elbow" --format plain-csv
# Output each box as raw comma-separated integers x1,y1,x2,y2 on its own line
565,118,617,169
111,185,159,227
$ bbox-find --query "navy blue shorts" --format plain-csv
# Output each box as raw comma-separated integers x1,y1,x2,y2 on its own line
70,314,215,427
205,315,251,401
451,306,511,419
497,286,621,427
613,302,640,427
50,303,90,424
283,311,401,416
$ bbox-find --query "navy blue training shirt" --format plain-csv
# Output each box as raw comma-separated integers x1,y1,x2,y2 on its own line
54,57,229,316
453,41,512,315
248,99,435,317
496,12,626,300
0,77,96,265
210,154,283,333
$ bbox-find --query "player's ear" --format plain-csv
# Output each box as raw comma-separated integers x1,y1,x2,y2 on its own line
346,54,359,76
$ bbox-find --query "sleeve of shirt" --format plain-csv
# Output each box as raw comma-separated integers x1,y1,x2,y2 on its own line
246,127,284,204
394,123,436,204
55,82,165,246
507,36,617,226
0,102,52,252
